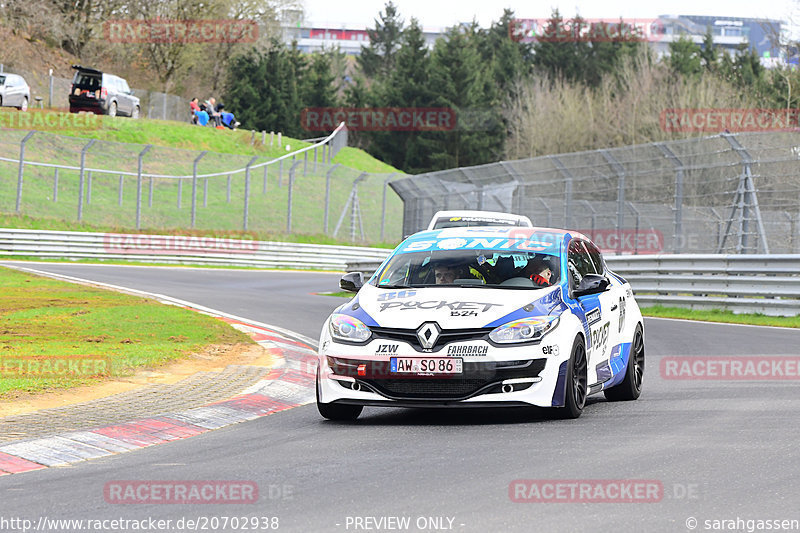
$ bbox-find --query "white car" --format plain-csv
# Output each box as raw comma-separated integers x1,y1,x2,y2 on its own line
0,73,30,111
427,210,533,230
316,226,645,420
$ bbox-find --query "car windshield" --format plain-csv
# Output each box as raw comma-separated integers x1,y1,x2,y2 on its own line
373,249,561,289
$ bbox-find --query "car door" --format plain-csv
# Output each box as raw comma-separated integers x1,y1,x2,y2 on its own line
5,75,21,106
567,239,613,386
118,78,132,115
584,240,627,382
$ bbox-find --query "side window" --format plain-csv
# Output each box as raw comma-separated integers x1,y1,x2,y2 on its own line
120,79,131,94
567,240,597,289
584,241,605,275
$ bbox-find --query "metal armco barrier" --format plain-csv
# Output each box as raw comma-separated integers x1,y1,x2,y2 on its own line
345,254,800,317
0,229,390,271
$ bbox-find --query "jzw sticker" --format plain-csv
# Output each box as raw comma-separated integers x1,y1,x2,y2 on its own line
375,344,399,354
591,322,610,355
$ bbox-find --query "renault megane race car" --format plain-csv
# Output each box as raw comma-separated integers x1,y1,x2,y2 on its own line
316,227,645,420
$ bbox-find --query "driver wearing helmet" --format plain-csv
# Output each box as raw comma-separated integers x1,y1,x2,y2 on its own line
519,256,554,287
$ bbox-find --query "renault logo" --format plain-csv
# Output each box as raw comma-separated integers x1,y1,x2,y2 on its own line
416,322,441,350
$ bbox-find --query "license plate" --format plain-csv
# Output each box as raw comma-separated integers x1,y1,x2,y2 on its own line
390,357,462,374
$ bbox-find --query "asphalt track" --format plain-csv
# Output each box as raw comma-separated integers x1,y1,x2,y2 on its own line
2,262,800,533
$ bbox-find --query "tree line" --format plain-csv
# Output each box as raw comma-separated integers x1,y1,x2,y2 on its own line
224,4,800,173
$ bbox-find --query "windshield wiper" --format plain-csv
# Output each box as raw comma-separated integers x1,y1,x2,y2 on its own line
376,284,413,289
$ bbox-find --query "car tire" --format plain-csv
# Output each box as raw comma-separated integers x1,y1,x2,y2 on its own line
316,369,363,421
108,101,117,117
604,324,644,401
0,96,3,107
555,335,587,419
131,105,140,119
19,97,28,112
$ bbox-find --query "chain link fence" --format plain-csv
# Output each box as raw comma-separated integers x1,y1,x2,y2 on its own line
1,64,187,122
390,131,800,254
0,126,405,244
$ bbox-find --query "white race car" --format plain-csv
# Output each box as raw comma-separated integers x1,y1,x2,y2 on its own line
317,227,645,420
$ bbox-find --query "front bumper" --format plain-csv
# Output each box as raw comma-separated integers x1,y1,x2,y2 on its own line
318,339,569,408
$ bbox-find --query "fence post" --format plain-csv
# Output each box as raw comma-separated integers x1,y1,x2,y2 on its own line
118,174,124,206
149,177,154,207
656,143,685,253
303,151,308,176
278,160,283,186
53,168,59,202
136,145,152,230
324,164,341,234
191,151,208,228
77,139,96,221
227,174,231,203
178,177,183,208
243,156,259,231
203,179,208,207
601,150,625,255
87,171,93,204
286,161,301,233
262,164,268,194
314,146,318,172
48,69,54,108
15,131,36,213
380,173,397,241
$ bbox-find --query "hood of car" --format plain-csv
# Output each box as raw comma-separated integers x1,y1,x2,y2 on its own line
349,284,564,330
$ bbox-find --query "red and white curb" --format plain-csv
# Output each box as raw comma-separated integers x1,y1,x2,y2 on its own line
0,268,320,476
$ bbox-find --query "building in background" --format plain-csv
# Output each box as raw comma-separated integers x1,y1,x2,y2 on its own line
653,15,784,66
284,15,788,66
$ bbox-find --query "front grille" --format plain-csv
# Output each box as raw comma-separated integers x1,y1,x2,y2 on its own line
367,379,489,398
370,327,492,352
330,358,547,400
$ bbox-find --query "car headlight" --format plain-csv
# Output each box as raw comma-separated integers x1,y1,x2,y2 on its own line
489,316,559,344
329,314,371,343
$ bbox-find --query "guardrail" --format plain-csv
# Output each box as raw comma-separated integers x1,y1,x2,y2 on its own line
344,254,800,317
2,230,798,316
0,228,390,271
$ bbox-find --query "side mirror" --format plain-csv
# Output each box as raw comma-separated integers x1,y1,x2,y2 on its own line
573,274,610,297
339,272,364,293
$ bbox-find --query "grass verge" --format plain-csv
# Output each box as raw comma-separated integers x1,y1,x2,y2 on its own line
641,305,800,328
0,266,253,396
